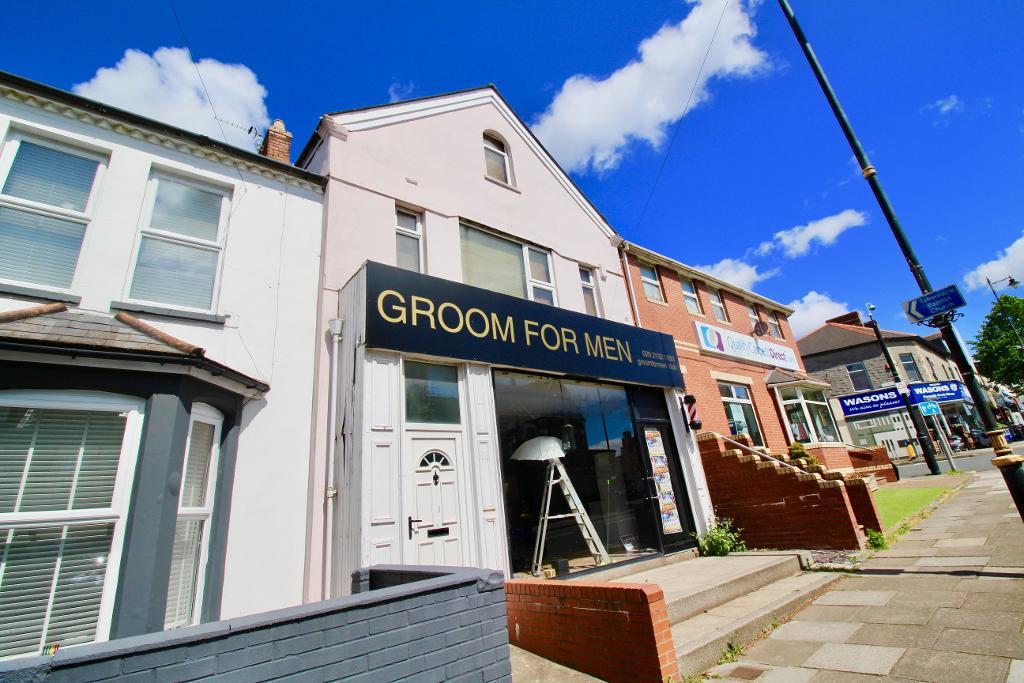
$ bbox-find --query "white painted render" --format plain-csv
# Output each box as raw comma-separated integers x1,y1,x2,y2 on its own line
301,89,712,600
0,94,325,619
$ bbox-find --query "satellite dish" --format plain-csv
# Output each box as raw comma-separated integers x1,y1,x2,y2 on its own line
753,321,770,336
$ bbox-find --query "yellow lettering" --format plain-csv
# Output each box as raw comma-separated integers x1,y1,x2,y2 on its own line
465,308,490,338
617,339,632,364
524,320,540,347
602,336,619,361
491,313,515,343
561,327,579,354
411,296,436,329
437,302,464,334
377,290,407,324
585,332,603,358
540,324,561,351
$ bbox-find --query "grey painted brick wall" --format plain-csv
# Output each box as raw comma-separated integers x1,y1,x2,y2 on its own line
805,340,958,400
0,566,511,683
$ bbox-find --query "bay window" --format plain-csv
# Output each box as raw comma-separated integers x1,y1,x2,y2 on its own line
128,174,229,311
777,386,840,444
459,224,555,304
0,135,104,290
164,405,221,630
0,392,143,658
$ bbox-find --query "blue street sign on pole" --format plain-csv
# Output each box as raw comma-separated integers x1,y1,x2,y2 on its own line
903,285,967,323
918,401,942,416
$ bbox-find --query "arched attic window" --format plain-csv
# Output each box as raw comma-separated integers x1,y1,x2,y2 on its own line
483,131,513,185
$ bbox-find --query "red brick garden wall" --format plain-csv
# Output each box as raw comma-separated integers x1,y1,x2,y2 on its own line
848,445,899,483
505,580,678,682
697,433,866,550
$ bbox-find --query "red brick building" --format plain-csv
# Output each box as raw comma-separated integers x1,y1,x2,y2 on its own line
620,242,842,456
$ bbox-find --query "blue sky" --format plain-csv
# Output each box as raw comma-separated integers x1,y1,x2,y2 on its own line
3,0,1022,342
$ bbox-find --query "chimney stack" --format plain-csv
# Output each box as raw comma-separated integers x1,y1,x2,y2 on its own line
259,119,292,164
826,311,864,326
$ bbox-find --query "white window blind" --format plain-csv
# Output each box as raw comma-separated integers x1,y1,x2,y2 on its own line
680,278,702,315
460,225,527,298
579,267,599,317
129,177,226,311
709,289,729,322
165,413,219,630
0,138,101,290
0,404,133,659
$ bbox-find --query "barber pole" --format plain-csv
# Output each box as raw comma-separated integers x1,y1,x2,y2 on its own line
682,394,701,432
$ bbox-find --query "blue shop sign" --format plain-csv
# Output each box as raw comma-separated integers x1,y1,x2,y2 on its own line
838,388,904,417
907,381,972,405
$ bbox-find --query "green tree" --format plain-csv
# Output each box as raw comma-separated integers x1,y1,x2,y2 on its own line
971,295,1024,394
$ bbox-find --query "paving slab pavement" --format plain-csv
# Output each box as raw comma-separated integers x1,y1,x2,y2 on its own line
713,471,1024,682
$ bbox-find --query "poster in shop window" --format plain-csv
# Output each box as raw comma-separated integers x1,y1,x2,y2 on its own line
645,428,683,535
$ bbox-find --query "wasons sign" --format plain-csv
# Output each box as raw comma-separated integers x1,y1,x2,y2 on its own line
363,262,683,388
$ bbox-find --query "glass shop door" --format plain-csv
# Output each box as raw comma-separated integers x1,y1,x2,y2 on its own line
637,421,696,554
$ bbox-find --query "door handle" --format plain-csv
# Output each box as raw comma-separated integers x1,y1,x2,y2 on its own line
408,516,423,540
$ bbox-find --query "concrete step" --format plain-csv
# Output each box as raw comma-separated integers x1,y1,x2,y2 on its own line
613,552,805,625
509,645,599,682
672,571,843,677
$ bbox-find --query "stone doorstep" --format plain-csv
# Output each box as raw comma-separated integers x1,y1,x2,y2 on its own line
672,572,842,677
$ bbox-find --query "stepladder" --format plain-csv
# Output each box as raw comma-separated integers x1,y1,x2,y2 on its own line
531,458,610,576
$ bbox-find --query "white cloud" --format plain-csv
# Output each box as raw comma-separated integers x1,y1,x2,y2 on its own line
693,258,778,291
73,47,270,151
387,81,415,103
964,231,1024,291
923,94,965,116
786,291,849,338
756,209,867,258
533,0,768,173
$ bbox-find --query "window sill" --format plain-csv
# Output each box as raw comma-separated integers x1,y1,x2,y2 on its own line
645,298,669,307
483,175,521,194
0,282,81,305
110,301,227,325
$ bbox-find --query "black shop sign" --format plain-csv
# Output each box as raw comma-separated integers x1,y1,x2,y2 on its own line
364,261,683,388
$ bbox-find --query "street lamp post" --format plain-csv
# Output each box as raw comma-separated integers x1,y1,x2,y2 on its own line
985,276,1024,348
776,0,1014,472
864,306,942,475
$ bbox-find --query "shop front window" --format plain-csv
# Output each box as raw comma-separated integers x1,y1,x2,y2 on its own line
778,386,840,444
493,372,667,576
718,382,764,446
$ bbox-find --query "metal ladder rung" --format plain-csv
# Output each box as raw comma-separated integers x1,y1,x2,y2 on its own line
544,513,582,520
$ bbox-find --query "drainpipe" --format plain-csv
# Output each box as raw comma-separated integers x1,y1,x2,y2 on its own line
323,318,343,597
619,244,642,327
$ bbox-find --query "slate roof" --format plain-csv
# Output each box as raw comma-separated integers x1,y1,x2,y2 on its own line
764,368,828,386
1,307,191,355
0,303,268,392
797,320,917,357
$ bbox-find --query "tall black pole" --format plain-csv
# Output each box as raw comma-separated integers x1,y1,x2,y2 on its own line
865,318,942,475
777,0,1011,461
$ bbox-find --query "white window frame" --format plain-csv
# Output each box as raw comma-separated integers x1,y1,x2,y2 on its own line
747,303,760,330
0,390,145,651
709,289,729,323
846,362,873,391
679,278,703,315
638,263,664,303
768,311,784,339
395,206,423,273
579,265,601,317
0,131,108,294
898,353,923,383
124,171,232,314
166,403,222,629
526,246,556,305
717,381,765,447
775,385,841,444
483,132,512,185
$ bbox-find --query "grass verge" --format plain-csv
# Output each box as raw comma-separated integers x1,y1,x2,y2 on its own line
874,486,949,529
